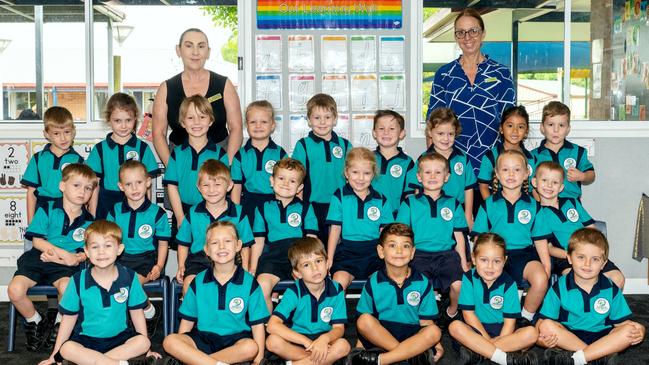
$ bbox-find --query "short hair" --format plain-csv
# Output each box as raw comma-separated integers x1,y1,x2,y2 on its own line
426,107,462,135
473,233,506,255
273,158,306,184
454,8,485,31
345,147,378,177
417,152,450,173
104,92,139,132
378,223,414,247
180,94,215,125
205,220,239,243
84,219,122,246
500,105,530,141
61,163,97,187
43,106,74,131
535,161,565,180
568,227,609,260
178,28,209,46
288,237,327,269
306,93,337,120
373,109,405,130
198,159,231,183
542,101,571,124
245,100,275,123
119,160,148,181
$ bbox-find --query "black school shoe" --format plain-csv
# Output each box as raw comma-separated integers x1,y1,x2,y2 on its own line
160,356,183,365
506,351,539,365
544,348,575,365
515,317,534,328
458,345,484,365
350,348,383,365
407,348,436,365
42,308,60,350
129,356,159,365
22,317,46,351
145,305,161,339
260,357,284,365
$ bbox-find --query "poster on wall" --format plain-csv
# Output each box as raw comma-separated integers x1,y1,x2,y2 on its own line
256,35,282,73
351,114,377,148
256,75,283,110
351,74,378,111
351,35,377,72
379,74,406,111
0,141,29,190
288,35,315,72
334,114,351,141
322,74,349,111
289,74,315,112
321,35,348,73
379,36,405,72
0,195,27,245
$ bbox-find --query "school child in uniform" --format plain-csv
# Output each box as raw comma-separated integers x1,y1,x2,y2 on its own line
421,107,477,229
396,152,469,327
478,105,535,199
106,160,171,333
87,93,160,219
532,161,625,289
537,228,645,365
371,110,418,217
38,220,156,365
231,100,288,225
163,94,230,229
21,106,84,224
472,150,551,326
250,158,319,312
292,93,352,244
175,159,254,294
449,233,539,365
8,164,96,351
265,237,351,365
532,101,595,200
163,221,269,365
326,148,393,289
352,223,442,365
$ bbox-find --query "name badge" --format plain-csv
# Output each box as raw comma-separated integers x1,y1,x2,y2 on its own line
208,93,223,103
485,77,498,83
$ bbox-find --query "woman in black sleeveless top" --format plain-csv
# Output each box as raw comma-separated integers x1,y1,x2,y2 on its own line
152,28,243,165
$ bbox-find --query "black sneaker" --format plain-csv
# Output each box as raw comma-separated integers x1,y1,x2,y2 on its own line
350,349,381,365
507,351,539,365
458,345,483,365
407,348,435,365
543,348,574,365
260,358,284,365
516,317,533,328
22,318,45,351
160,356,183,365
129,356,159,365
145,305,161,338
437,309,459,331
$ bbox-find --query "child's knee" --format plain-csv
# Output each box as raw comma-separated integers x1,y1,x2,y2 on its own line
451,281,462,293
421,324,441,343
538,319,560,334
356,313,375,333
265,334,283,353
7,280,27,302
238,338,259,358
332,339,351,357
163,334,180,351
529,271,548,289
59,341,75,359
519,326,539,344
447,320,464,337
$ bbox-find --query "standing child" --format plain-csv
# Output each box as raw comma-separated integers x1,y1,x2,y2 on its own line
87,93,160,219
449,233,538,365
21,106,84,223
326,148,393,289
38,220,156,365
537,228,645,365
231,100,288,225
292,93,352,244
472,150,551,326
163,221,269,365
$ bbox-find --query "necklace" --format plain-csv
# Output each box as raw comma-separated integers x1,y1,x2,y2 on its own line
393,268,411,287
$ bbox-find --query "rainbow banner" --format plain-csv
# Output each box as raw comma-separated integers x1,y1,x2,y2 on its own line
257,0,402,29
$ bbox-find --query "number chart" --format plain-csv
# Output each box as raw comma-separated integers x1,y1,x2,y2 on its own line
0,195,27,245
0,142,29,190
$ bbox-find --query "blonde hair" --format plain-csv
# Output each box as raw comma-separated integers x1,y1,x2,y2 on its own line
84,220,122,246
306,93,337,120
473,233,506,256
535,161,565,180
417,152,450,173
288,237,327,269
119,160,148,182
180,94,215,125
273,158,306,184
245,100,275,122
62,163,98,188
492,150,529,193
568,227,608,260
345,147,378,177
198,159,231,183
43,106,74,131
426,107,461,136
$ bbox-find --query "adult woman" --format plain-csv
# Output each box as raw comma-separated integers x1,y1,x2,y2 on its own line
153,28,243,165
426,9,516,171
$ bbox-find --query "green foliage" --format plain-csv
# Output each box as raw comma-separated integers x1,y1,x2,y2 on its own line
422,72,434,120
221,30,238,64
423,8,439,20
202,6,238,64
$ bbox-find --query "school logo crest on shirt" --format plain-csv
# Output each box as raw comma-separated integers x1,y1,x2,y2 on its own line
287,212,302,227
527,163,533,175
367,206,381,221
517,210,531,224
320,306,333,323
440,207,453,221
138,224,153,239
72,228,86,242
390,165,403,178
563,158,576,170
265,160,277,174
229,297,245,314
490,295,504,310
594,298,610,314
113,287,129,303
60,162,71,171
566,208,580,223
453,162,464,176
126,150,140,161
406,291,421,306
332,146,344,159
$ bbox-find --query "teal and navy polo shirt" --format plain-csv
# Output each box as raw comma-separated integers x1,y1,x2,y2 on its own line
536,198,595,250
532,139,594,199
176,200,254,254
372,148,418,214
59,264,147,338
458,269,521,324
106,199,171,254
25,199,94,253
231,139,287,194
21,144,84,200
325,184,393,242
253,198,318,244
357,267,439,325
419,146,477,204
477,141,535,192
539,272,632,333
396,193,468,252
471,192,548,251
162,141,230,207
86,133,160,192
179,266,270,335
292,132,351,204
273,278,347,335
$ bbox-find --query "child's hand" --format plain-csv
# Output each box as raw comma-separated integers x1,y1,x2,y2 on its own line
37,355,57,365
461,259,471,272
538,332,558,348
75,252,86,263
566,168,584,182
40,249,59,263
543,262,551,278
175,267,185,284
252,353,264,365
626,321,645,345
433,343,444,362
146,350,162,359
306,336,329,364
60,251,80,267
326,258,333,272
147,265,162,281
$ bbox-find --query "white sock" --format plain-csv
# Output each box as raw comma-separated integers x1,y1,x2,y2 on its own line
216,361,229,365
286,361,293,365
446,307,458,318
521,308,535,321
118,361,129,365
25,312,42,324
377,354,381,365
490,348,507,365
143,303,156,320
572,350,587,365
55,312,62,324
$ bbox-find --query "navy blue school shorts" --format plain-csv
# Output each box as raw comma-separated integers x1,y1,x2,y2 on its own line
240,191,274,224
118,251,157,277
412,249,463,293
186,329,251,355
184,252,211,277
504,246,540,287
55,328,139,361
572,327,612,345
256,239,294,281
358,319,420,349
95,188,124,220
331,240,381,280
14,248,80,285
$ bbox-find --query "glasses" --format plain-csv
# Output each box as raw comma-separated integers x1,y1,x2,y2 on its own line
454,28,482,39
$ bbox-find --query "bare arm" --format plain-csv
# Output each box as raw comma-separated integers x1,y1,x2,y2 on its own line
240,247,250,272
167,185,185,225
499,318,516,337
462,310,490,339
453,231,470,271
534,239,552,277
152,82,171,166
88,181,99,216
464,189,474,230
26,187,37,224
178,319,194,334
478,183,491,200
251,323,266,365
176,245,188,284
231,184,242,204
130,308,148,337
40,314,77,365
33,237,80,266
326,225,341,270
249,237,265,275
223,79,243,163
548,245,567,259
267,315,313,349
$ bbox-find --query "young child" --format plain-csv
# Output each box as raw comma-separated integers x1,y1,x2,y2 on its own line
265,237,351,365
106,160,171,331
326,148,393,289
532,101,595,200
537,228,645,365
87,93,160,219
8,163,96,351
371,110,418,216
352,223,442,365
422,107,476,228
449,233,539,365
231,100,288,224
251,158,319,311
163,221,269,365
472,150,551,326
396,152,469,326
292,93,352,244
478,105,535,199
175,159,254,294
532,161,625,289
21,106,84,223
38,220,156,365
163,94,230,229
